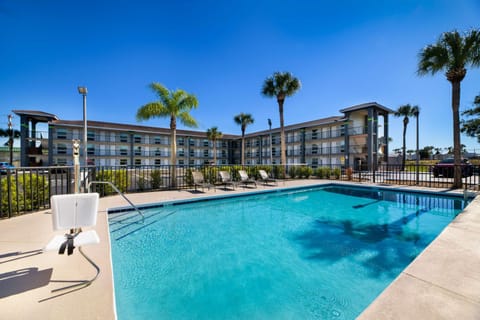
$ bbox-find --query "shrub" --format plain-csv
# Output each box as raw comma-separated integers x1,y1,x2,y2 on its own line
289,166,298,179
95,168,128,195
332,168,341,179
1,173,49,216
151,169,162,189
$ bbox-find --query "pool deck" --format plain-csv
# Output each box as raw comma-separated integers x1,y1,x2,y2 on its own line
0,179,479,319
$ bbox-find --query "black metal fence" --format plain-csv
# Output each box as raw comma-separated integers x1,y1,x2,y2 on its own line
1,163,478,219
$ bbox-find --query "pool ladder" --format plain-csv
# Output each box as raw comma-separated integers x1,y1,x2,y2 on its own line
87,181,145,223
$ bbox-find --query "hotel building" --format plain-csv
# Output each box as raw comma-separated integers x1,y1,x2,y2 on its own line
13,102,392,170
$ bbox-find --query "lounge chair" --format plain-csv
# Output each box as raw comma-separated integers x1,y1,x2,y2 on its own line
258,169,277,186
44,193,100,292
238,170,257,188
191,171,213,192
217,170,237,190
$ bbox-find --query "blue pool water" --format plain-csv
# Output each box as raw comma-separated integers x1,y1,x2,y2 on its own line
109,185,468,319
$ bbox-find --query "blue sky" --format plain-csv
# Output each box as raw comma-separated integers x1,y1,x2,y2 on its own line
1,0,480,153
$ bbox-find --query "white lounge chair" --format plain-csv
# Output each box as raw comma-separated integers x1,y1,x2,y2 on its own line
191,171,213,192
258,169,277,186
217,170,236,190
238,170,257,188
44,193,100,292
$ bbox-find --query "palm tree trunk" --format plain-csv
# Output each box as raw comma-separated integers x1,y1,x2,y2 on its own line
170,115,177,188
451,80,462,188
402,119,407,171
278,98,286,176
213,141,217,165
241,131,245,165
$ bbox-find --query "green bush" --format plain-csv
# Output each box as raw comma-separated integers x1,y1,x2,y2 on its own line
289,166,298,178
315,167,331,179
298,166,313,178
1,173,49,215
95,169,128,195
151,169,162,189
332,168,341,179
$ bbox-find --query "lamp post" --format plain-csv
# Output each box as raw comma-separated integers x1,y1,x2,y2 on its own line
268,118,272,165
77,86,88,167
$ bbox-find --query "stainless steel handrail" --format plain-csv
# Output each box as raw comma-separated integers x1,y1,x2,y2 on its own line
87,180,145,223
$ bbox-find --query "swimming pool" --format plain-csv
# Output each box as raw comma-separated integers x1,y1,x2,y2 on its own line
109,184,469,319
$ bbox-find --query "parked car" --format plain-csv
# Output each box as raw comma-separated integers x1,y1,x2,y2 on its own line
432,158,473,178
0,162,15,174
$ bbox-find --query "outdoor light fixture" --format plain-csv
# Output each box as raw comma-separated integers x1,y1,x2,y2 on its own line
77,86,88,168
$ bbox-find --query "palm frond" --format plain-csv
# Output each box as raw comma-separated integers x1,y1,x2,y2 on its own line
136,102,169,121
178,111,198,128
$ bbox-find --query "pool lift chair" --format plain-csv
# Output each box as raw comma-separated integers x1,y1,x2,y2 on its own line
43,192,100,292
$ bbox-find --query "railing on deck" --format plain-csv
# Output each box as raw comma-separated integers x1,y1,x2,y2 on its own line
1,163,478,219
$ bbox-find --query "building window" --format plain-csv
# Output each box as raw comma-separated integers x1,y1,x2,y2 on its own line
189,149,195,157
56,129,67,140
134,135,142,143
312,129,318,140
178,148,184,157
57,158,67,165
120,159,128,166
221,150,227,158
57,143,67,154
154,159,161,166
87,144,95,155
120,146,128,156
87,131,95,141
154,148,161,156
154,137,161,144
272,147,277,156
272,136,277,145
189,139,195,146
203,139,209,147
134,159,142,166
134,147,142,156
178,159,184,165
312,144,318,154
222,141,227,148
189,159,195,165
178,137,184,146
312,158,318,168
203,149,209,158
120,134,128,143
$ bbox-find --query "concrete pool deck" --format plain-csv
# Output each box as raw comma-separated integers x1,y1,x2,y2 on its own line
0,179,478,319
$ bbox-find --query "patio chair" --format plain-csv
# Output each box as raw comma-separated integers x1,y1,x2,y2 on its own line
258,169,277,186
238,170,257,188
191,171,214,192
44,193,100,292
217,170,237,190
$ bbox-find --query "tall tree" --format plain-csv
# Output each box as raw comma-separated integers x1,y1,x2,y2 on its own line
0,128,21,164
461,94,480,142
261,72,301,171
234,113,254,165
206,126,223,165
137,83,198,187
418,29,480,188
394,104,418,170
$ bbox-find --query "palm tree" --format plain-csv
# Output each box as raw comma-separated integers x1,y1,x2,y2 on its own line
234,113,254,165
206,126,222,165
137,83,198,187
394,104,418,170
0,128,21,164
418,29,480,188
261,72,301,171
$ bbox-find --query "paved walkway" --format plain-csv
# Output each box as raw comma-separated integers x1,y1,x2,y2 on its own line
0,180,479,319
